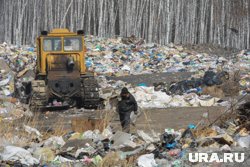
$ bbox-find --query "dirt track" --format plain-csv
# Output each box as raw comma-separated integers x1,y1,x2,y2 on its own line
114,106,225,132
31,106,226,134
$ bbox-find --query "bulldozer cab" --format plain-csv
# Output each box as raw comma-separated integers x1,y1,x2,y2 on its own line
36,29,87,77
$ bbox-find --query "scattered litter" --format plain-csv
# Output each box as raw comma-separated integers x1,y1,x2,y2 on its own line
0,39,249,166
137,153,157,167
33,147,55,162
43,136,65,150
237,135,250,148
24,124,42,137
0,146,39,166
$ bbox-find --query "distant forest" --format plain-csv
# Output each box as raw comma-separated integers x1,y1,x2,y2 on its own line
0,0,249,49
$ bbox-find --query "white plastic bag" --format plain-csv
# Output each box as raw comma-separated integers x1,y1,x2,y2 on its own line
237,135,250,148
137,153,157,167
0,146,39,166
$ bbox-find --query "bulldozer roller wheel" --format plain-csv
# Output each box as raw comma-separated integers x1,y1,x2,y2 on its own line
29,80,47,112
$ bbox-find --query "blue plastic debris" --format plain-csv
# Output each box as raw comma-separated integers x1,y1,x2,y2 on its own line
86,58,93,67
166,141,177,149
137,83,147,87
188,124,196,129
28,47,35,52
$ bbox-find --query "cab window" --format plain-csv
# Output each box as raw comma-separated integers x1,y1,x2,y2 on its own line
64,37,82,51
43,38,62,51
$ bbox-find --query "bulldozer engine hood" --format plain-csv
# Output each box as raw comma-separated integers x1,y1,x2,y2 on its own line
46,54,80,71
46,54,81,98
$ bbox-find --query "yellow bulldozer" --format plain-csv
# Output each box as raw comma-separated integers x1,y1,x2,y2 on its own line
29,29,100,111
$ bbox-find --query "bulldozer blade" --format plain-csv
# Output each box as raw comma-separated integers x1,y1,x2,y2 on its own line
44,104,70,111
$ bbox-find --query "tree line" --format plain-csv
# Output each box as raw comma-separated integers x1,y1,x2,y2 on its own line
0,0,249,49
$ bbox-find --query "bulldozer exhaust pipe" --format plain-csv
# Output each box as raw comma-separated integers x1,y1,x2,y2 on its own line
67,57,74,70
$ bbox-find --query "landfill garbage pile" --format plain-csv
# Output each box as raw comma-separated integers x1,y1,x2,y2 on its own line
0,38,249,166
0,42,36,98
152,69,245,100
86,36,249,108
0,42,36,77
85,36,249,76
0,104,249,166
0,43,35,120
0,40,249,112
153,70,229,95
1,37,249,79
98,76,228,109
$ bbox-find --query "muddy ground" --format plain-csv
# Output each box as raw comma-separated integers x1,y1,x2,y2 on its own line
32,106,225,134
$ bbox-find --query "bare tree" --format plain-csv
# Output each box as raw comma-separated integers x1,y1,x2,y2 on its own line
0,0,249,49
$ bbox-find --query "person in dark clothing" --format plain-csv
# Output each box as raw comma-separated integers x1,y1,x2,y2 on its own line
117,87,138,133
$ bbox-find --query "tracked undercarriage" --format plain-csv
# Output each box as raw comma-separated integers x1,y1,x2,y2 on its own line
29,76,100,111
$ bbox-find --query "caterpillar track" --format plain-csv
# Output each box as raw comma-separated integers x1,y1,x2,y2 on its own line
29,80,47,112
29,77,102,112
81,77,101,109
